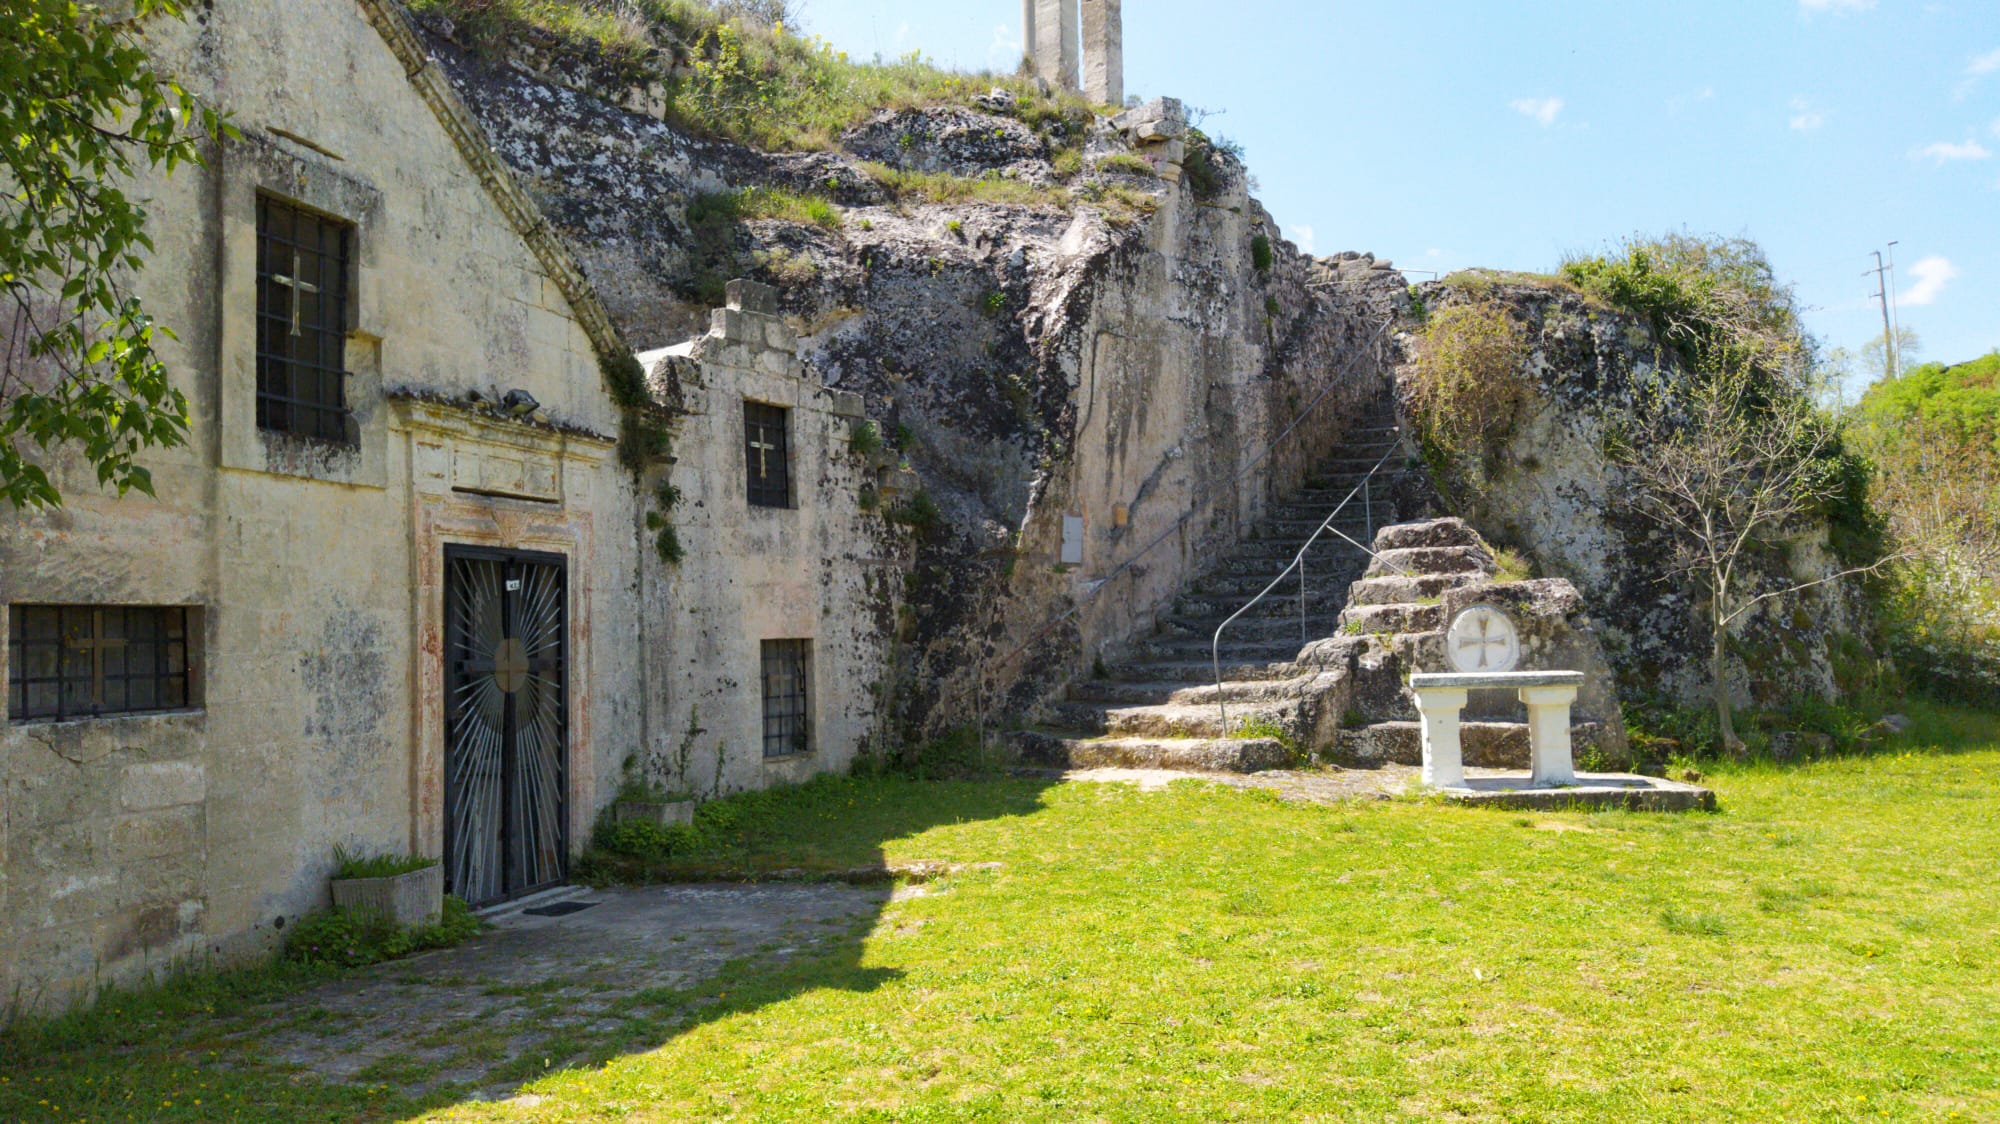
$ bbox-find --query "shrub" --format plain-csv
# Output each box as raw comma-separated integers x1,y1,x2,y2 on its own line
849,419,883,456
886,490,942,535
1094,153,1156,178
1402,301,1531,462
1560,233,1809,379
1250,233,1273,275
284,896,480,969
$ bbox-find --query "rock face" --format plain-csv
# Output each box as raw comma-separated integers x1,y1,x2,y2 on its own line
417,32,1407,744
1397,279,1868,711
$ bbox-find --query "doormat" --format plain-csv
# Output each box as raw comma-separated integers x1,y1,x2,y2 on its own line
522,901,598,918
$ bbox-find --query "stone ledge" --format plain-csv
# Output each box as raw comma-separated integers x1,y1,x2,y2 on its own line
1437,773,1717,813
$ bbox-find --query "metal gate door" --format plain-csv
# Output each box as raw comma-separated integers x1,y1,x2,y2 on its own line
443,548,569,906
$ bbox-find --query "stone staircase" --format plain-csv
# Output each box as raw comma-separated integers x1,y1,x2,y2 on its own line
1306,519,1624,769
1010,402,1410,772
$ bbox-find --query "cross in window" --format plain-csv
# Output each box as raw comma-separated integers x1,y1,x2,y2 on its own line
1457,615,1509,669
749,432,777,479
269,251,320,337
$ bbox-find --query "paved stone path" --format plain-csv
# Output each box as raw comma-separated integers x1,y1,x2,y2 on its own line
237,883,893,1102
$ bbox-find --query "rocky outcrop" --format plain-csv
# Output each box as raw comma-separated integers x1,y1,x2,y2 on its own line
1397,278,1867,712
416,27,1405,743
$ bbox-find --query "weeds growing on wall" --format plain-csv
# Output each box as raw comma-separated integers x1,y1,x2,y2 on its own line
1402,301,1531,469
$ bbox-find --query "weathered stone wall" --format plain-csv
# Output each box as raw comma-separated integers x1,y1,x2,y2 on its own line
1397,279,1864,710
0,0,641,1012
631,285,900,796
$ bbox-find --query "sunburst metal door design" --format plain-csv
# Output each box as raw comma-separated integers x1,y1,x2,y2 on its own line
444,548,569,907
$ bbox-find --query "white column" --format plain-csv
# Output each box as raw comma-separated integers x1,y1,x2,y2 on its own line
1521,684,1580,786
1081,0,1123,106
1414,686,1469,789
1032,0,1079,90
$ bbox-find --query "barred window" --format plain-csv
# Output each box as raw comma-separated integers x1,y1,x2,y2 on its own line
760,639,812,757
744,401,791,509
7,606,196,722
256,194,354,443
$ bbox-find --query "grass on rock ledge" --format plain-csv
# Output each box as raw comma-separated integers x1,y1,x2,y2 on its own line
4,702,1998,1121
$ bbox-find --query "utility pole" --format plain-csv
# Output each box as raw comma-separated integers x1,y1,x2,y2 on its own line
1885,241,1901,376
1868,251,1897,381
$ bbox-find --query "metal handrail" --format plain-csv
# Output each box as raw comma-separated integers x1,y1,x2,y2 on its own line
974,316,1400,702
1210,434,1411,732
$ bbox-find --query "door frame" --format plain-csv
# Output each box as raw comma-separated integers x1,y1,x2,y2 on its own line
441,543,572,906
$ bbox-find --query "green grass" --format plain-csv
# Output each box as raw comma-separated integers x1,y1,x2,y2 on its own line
331,847,437,880
6,706,2000,1121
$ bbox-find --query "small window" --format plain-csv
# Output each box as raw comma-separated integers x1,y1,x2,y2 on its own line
7,606,196,722
760,639,812,757
744,401,792,509
256,194,354,443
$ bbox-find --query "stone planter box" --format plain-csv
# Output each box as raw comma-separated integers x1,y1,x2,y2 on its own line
331,863,443,929
614,799,695,827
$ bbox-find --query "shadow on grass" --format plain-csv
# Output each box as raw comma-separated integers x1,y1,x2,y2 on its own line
0,771,1061,1122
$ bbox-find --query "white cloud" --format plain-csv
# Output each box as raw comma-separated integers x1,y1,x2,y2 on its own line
1912,139,1993,164
1789,98,1825,131
1971,49,2000,75
1799,0,1875,11
1900,256,1958,306
1286,225,1316,255
1510,97,1564,127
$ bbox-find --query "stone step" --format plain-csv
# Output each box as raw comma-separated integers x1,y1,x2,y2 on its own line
1327,720,1613,771
1337,601,1444,636
1008,730,1295,773
1173,588,1351,619
1255,517,1385,541
1066,676,1307,706
1192,571,1366,600
1045,698,1293,740
1099,657,1299,684
1212,551,1366,578
1372,518,1484,552
1128,634,1306,664
1227,538,1376,566
1346,573,1485,606
1162,612,1339,643
1364,545,1495,578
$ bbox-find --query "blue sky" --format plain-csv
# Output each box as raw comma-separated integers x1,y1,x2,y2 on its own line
801,0,1998,376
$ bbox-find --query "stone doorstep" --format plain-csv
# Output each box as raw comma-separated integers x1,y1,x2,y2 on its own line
478,884,597,926
1435,773,1717,813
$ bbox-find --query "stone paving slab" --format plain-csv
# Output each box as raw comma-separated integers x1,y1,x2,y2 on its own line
1438,772,1718,812
236,883,892,1101
1056,764,1716,811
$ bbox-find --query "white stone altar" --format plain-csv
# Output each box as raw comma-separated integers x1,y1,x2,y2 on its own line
1410,604,1583,789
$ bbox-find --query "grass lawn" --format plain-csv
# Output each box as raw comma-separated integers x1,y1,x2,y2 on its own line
5,704,1999,1122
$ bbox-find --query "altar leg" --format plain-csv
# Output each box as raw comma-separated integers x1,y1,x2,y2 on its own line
1521,684,1581,786
1414,687,1470,789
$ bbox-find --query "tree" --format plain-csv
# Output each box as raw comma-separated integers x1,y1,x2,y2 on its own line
0,0,230,509
1623,361,1890,751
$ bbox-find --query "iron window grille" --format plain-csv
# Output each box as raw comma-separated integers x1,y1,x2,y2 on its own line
760,639,812,757
256,194,355,444
744,401,792,508
7,606,195,722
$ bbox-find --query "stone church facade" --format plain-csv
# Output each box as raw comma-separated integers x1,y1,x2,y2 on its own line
0,0,887,1010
